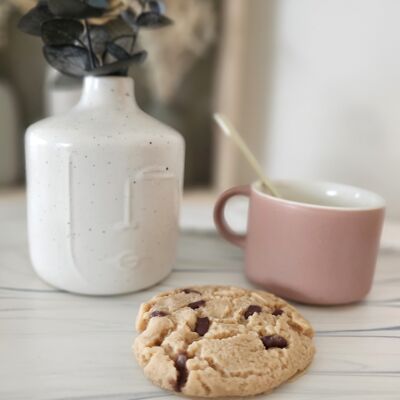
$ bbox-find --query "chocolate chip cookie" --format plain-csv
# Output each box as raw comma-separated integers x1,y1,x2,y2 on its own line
133,285,315,397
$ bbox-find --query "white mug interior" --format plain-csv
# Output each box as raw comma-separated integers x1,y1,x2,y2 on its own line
254,180,385,211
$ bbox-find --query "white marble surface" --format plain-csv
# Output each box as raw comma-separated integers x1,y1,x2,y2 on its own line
1,190,400,400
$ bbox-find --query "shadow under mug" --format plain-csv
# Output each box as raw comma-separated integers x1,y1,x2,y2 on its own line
214,180,385,305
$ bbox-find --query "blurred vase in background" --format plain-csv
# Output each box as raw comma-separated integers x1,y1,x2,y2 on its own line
0,80,19,185
44,67,82,117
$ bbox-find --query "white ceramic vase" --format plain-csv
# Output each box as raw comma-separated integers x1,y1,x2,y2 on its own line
26,76,185,295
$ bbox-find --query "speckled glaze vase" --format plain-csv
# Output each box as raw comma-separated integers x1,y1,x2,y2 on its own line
25,77,185,295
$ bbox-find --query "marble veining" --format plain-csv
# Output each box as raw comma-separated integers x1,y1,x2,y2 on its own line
0,192,399,399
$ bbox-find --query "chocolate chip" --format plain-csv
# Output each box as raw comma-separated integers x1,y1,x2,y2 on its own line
244,305,262,319
150,310,168,318
272,309,283,316
188,300,206,309
182,288,201,294
174,353,188,392
261,335,288,350
195,317,210,336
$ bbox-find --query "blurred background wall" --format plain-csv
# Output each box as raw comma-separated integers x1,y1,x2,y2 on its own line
265,0,400,219
215,0,400,219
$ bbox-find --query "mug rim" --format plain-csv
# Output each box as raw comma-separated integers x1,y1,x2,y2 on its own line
252,180,386,212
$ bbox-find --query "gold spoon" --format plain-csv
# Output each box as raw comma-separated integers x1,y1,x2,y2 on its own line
214,113,281,198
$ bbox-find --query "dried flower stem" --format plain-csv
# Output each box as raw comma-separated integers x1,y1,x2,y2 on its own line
84,19,96,69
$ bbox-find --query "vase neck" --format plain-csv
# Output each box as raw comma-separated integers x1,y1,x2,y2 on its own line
78,76,137,109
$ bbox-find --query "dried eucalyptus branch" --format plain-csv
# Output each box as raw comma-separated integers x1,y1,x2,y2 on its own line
17,0,172,77
84,19,96,68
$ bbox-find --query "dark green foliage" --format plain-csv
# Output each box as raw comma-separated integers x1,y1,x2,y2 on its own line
121,9,138,31
149,1,166,14
18,0,173,77
41,19,84,45
43,45,91,76
82,25,110,56
137,12,172,28
106,42,131,61
18,3,54,36
47,0,106,19
90,51,147,76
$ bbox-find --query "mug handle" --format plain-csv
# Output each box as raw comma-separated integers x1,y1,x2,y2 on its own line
213,185,251,249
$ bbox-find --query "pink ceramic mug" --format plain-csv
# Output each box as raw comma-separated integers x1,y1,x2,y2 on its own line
214,180,385,305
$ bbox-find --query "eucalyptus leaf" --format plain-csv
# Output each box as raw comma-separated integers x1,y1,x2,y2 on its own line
121,9,138,30
137,11,172,28
48,0,105,19
42,19,84,46
87,0,108,9
90,51,147,76
104,17,133,38
18,3,54,36
114,34,136,51
138,0,149,8
106,42,130,61
43,45,91,77
102,35,135,65
149,1,166,15
82,25,110,56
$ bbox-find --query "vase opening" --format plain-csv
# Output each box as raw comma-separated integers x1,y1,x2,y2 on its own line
78,76,137,109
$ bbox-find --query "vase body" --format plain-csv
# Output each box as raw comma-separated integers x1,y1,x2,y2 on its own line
25,77,185,295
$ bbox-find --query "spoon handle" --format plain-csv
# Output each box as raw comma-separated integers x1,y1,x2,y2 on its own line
214,113,281,198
